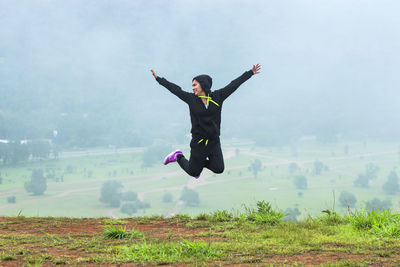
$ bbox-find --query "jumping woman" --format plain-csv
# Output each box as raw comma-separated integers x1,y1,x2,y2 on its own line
150,64,261,179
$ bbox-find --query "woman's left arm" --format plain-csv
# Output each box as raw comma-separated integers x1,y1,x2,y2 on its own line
215,64,261,101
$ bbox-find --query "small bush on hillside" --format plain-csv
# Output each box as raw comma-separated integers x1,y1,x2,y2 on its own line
162,192,173,203
103,224,144,239
211,210,234,222
348,208,400,237
245,200,284,225
315,209,348,225
7,196,16,204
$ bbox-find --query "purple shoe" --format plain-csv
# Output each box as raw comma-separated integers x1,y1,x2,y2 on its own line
163,149,182,165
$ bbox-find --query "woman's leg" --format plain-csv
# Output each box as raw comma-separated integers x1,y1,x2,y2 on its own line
177,151,206,177
205,144,224,174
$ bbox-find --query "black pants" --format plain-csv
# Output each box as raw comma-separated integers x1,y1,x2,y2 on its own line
177,138,224,177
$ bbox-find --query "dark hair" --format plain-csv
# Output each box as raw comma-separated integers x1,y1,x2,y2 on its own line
193,74,212,94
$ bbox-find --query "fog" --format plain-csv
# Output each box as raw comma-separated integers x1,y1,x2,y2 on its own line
1,0,400,217
1,0,399,145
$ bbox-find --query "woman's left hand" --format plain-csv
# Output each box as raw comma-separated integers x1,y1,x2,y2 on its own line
252,64,261,74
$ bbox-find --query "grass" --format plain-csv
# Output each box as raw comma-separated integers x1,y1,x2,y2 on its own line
1,205,400,265
103,224,144,239
348,208,400,237
113,239,223,264
1,139,399,220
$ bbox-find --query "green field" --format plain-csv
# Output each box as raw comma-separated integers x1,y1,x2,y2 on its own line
1,139,399,219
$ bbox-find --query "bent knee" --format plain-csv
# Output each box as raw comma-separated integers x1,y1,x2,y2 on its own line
214,166,224,174
189,169,202,177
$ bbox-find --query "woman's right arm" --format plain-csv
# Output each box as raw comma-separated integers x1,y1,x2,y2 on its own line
151,69,190,103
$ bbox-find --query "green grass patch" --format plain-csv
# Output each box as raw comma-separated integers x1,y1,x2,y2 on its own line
348,208,400,237
113,239,224,264
103,224,144,239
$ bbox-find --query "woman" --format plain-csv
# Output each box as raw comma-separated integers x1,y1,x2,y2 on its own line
151,64,261,178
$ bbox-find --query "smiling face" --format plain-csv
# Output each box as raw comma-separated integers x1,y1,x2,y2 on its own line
192,79,205,96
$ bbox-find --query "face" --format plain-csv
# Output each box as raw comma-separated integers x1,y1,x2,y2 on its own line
192,80,204,96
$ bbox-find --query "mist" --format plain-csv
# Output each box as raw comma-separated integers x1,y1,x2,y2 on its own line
1,0,400,218
1,0,399,145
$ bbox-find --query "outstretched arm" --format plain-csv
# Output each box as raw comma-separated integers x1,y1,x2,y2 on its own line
151,69,190,103
215,64,261,102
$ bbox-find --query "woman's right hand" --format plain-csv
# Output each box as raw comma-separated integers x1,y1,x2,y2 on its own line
150,69,158,79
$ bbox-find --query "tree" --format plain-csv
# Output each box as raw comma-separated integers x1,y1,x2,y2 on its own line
344,144,349,155
235,148,240,156
288,162,299,174
1,142,29,165
24,169,47,195
120,203,137,216
29,140,51,159
365,163,379,180
141,144,172,168
313,160,324,175
162,192,173,203
354,174,369,188
180,187,199,206
284,208,301,222
382,171,399,195
100,180,123,208
121,191,138,201
7,196,16,203
293,175,307,190
249,159,262,178
366,198,392,211
339,191,357,208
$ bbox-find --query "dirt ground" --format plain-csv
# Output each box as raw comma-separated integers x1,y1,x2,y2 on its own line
1,216,400,266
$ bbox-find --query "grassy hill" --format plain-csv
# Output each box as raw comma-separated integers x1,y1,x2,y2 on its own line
1,140,399,219
1,203,400,266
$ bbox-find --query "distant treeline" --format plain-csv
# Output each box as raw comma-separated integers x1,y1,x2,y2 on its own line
0,140,53,165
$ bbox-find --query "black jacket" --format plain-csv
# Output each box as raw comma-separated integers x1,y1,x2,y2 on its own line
156,70,254,140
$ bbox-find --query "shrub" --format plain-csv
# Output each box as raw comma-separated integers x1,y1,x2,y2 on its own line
249,159,262,178
162,192,173,203
366,198,392,211
103,224,144,239
7,196,16,204
211,210,234,222
120,203,137,216
293,175,307,190
348,208,400,237
382,171,399,195
180,187,200,207
100,180,123,208
313,160,324,175
122,191,138,201
339,191,357,208
245,200,284,225
284,208,301,222
24,169,47,196
315,209,348,225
